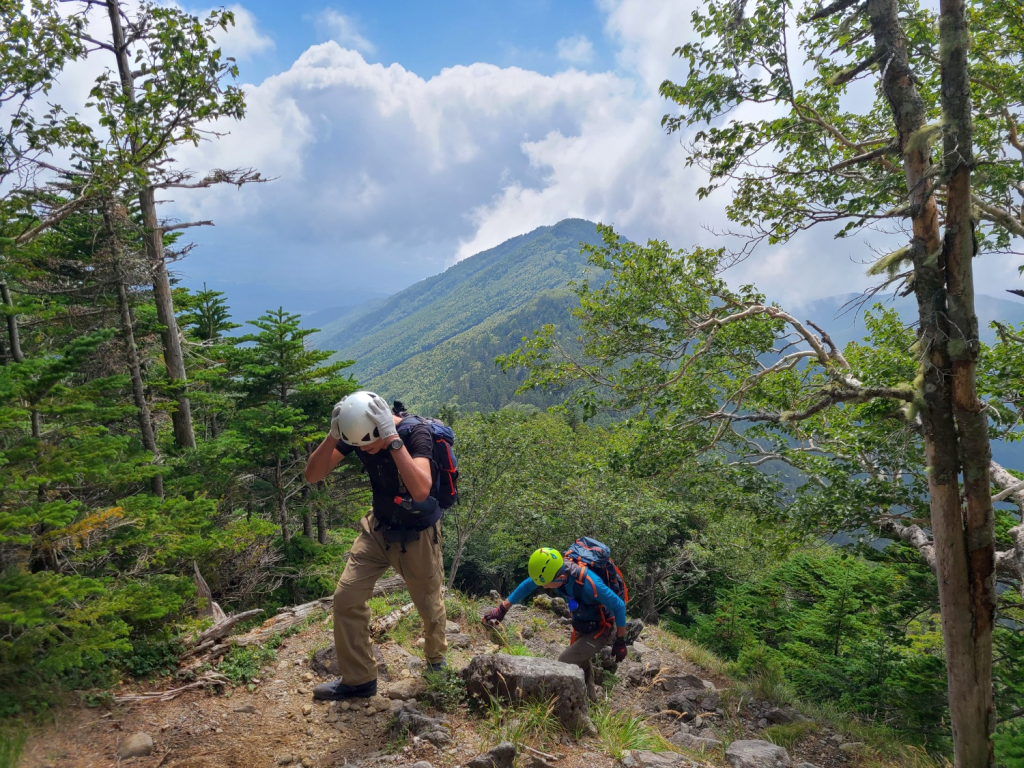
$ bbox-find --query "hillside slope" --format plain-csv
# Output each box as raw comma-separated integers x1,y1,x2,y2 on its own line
310,219,603,411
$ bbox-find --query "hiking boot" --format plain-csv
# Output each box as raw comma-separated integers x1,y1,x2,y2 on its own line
311,678,377,701
427,659,447,673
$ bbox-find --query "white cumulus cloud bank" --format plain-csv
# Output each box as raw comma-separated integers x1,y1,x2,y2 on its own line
166,0,1019,306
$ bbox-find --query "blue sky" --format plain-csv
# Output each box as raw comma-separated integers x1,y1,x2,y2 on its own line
230,1,617,84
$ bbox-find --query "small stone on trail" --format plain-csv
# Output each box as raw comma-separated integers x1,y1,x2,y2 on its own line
671,731,722,751
340,701,351,711
117,733,154,759
277,755,294,766
303,672,314,682
448,633,473,649
302,704,312,715
466,741,516,768
766,706,809,725
725,739,792,768
619,750,690,768
233,704,257,714
416,637,426,648
445,621,461,633
838,742,866,754
521,626,535,639
796,764,821,768
388,678,426,700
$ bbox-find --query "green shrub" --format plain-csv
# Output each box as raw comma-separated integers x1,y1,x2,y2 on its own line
219,639,281,686
424,666,467,712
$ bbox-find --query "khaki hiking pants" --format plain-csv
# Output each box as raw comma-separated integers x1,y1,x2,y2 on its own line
559,629,614,700
333,514,448,685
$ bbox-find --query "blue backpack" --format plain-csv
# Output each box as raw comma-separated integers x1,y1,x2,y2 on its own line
564,537,628,606
397,415,459,509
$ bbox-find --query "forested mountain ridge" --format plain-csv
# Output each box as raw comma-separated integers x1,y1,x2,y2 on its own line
310,218,603,409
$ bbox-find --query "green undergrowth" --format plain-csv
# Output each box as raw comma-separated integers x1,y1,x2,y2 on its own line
368,589,412,619
591,705,671,760
219,636,283,686
0,726,27,768
488,625,532,656
424,665,468,712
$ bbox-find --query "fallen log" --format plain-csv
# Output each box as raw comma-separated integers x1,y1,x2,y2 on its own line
370,601,416,638
113,672,231,704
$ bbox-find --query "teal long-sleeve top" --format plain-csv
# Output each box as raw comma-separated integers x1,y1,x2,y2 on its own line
507,569,627,628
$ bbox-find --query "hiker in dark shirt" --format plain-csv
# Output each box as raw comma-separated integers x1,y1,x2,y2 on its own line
305,391,447,702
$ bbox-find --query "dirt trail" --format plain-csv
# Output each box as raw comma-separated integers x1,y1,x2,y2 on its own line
20,603,854,768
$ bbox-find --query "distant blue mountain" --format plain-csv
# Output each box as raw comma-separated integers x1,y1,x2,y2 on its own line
791,292,1024,347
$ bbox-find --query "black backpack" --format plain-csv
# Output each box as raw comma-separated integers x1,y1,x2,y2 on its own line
397,415,459,509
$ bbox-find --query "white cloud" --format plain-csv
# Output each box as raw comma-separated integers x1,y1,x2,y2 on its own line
556,35,595,66
317,9,376,55
210,4,274,61
157,0,1021,309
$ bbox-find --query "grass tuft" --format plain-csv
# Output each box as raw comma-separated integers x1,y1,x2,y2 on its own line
479,697,560,752
762,721,818,750
591,704,670,760
219,636,282,686
0,726,27,768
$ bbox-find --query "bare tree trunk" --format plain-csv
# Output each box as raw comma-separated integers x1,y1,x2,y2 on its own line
0,281,24,363
865,1,993,763
115,269,165,497
105,0,195,450
316,506,327,545
939,0,996,762
447,538,465,589
276,456,289,543
302,511,313,539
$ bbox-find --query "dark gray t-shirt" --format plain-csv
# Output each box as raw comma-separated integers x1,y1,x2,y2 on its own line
336,419,439,528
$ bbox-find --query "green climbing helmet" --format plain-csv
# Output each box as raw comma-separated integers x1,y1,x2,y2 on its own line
528,547,564,586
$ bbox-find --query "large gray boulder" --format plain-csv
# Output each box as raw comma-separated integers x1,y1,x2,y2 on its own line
725,740,792,768
466,742,516,768
462,653,593,734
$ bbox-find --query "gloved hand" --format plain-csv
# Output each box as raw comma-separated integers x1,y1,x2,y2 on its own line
367,395,398,442
612,636,627,663
482,603,509,626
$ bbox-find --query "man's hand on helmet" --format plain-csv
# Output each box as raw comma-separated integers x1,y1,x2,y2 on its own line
367,395,398,442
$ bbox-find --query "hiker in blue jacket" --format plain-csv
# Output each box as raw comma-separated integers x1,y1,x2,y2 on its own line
482,546,627,700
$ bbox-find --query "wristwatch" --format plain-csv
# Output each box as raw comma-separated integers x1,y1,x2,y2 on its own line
387,437,403,451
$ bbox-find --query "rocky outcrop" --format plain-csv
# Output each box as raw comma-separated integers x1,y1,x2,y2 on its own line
466,742,516,768
725,740,792,768
665,688,720,720
462,653,593,734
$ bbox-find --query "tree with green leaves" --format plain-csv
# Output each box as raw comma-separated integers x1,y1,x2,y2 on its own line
226,308,356,543
505,0,1023,760
85,0,262,449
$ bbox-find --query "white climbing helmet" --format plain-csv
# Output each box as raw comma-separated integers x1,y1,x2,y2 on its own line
331,390,385,446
